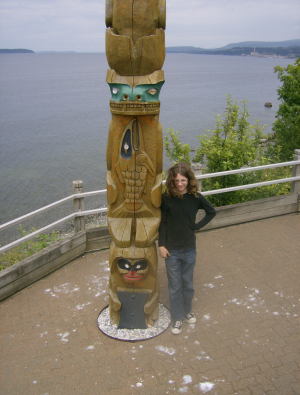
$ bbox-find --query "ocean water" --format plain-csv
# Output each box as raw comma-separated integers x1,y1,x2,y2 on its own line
0,53,291,239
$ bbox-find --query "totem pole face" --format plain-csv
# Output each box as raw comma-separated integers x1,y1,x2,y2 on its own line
108,81,164,102
105,0,166,329
117,258,149,282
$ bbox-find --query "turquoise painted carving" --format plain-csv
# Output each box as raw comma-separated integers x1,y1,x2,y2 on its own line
108,81,165,102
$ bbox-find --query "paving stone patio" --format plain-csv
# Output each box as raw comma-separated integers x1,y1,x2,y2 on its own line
0,214,299,395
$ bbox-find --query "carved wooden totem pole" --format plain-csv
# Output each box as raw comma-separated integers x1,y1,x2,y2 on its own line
105,0,166,329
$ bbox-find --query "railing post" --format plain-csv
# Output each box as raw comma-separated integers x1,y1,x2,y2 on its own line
291,149,300,194
192,163,203,192
73,180,85,233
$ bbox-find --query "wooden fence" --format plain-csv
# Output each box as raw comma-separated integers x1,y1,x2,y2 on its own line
1,150,300,254
0,150,299,301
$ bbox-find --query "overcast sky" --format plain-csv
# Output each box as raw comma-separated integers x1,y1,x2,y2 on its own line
0,0,299,52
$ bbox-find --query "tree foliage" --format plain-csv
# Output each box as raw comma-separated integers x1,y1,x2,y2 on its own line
164,95,291,207
272,58,300,161
164,128,191,164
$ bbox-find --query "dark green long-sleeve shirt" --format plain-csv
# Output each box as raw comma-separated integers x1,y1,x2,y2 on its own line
158,192,216,251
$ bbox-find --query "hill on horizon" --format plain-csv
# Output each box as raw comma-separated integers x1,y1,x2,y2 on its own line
167,39,300,52
220,39,300,50
0,48,34,54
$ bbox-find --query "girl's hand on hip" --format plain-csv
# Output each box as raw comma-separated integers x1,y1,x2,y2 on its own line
159,246,170,259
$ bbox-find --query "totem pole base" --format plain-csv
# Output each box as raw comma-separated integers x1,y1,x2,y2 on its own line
117,291,149,329
98,303,171,341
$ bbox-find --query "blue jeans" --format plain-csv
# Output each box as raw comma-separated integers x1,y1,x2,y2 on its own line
165,248,197,321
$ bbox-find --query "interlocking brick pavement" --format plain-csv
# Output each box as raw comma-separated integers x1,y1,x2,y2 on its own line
0,214,299,394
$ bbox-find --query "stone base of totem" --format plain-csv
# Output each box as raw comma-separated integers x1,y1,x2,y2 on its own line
98,303,171,341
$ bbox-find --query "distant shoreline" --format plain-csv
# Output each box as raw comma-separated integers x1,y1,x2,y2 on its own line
0,49,34,54
166,46,300,59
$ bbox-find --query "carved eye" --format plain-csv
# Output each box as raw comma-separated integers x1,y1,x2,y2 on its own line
125,264,130,269
147,88,158,95
133,260,148,271
112,87,120,94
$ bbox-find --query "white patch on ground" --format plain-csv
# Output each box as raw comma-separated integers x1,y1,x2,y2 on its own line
99,260,110,272
186,324,196,332
194,340,200,345
49,292,58,298
86,345,94,350
196,350,211,361
199,382,215,393
155,345,176,355
58,332,69,342
44,283,79,296
203,283,214,289
88,274,109,297
40,331,47,338
75,302,91,310
179,387,188,393
228,288,266,313
136,383,142,387
215,275,223,279
203,314,210,320
182,375,192,384
169,380,175,384
99,260,109,266
273,311,279,316
275,291,284,298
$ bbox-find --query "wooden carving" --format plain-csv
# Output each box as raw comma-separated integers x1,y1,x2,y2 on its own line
105,0,166,328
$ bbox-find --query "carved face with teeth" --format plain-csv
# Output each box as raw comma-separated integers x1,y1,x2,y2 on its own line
109,242,157,289
108,81,164,102
117,258,149,282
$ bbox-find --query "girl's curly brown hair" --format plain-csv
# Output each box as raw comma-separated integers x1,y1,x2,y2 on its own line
165,162,199,198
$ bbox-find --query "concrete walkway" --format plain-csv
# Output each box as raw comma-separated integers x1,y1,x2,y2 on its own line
0,214,299,395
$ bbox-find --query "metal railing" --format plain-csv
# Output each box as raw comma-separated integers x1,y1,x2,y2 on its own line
1,153,300,254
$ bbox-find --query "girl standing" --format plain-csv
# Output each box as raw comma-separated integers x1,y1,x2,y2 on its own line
159,162,216,334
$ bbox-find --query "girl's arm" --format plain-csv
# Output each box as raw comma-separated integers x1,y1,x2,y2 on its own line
194,194,216,230
158,195,170,258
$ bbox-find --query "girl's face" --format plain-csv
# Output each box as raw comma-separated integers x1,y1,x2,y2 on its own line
174,173,188,194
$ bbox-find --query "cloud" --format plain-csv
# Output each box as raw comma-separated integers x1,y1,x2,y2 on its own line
0,0,299,52
0,0,106,51
166,0,300,48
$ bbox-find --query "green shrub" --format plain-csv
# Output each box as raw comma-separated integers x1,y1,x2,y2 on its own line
163,95,291,207
271,59,300,161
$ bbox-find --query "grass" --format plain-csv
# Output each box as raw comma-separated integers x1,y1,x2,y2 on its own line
0,226,61,271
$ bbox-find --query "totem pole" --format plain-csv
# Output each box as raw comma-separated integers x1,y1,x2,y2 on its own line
105,0,166,329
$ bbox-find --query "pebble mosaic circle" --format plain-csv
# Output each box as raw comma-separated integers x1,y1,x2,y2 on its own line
98,303,171,341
